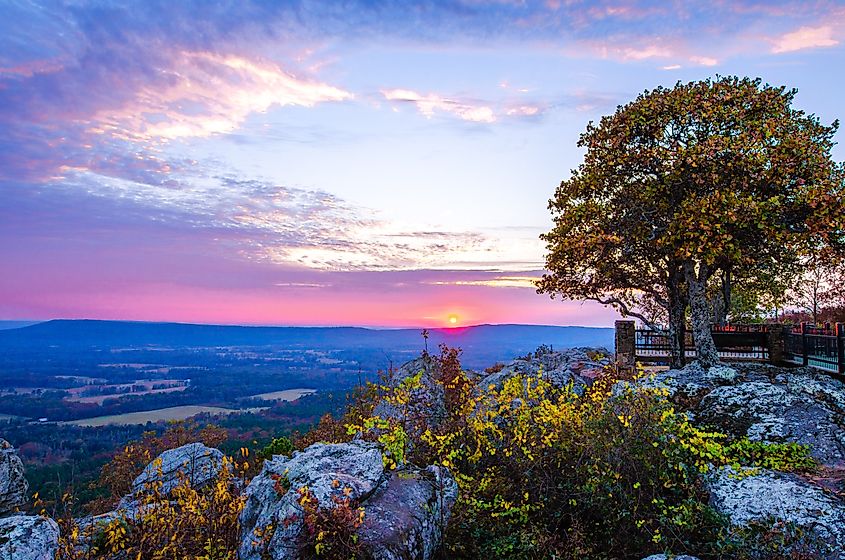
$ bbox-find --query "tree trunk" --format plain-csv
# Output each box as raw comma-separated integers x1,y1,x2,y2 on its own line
667,265,687,369
710,289,726,326
722,268,732,323
685,261,720,368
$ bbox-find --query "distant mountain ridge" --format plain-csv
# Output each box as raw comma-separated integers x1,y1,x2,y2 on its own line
0,320,613,367
0,321,40,330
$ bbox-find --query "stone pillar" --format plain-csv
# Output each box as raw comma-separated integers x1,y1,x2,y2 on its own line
615,320,636,372
766,323,786,365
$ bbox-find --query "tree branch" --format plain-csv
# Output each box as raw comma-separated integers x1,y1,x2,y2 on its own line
591,296,662,331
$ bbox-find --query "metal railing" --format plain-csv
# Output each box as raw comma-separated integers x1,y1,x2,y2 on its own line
633,322,844,377
634,325,768,362
784,323,845,375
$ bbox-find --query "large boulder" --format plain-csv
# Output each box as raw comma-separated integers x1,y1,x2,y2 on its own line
624,362,739,400
709,466,845,558
0,439,28,515
693,366,845,466
372,356,447,439
239,440,456,560
129,442,225,498
239,440,386,560
358,465,458,560
115,442,227,516
0,515,59,560
623,362,845,467
481,346,611,393
696,380,845,465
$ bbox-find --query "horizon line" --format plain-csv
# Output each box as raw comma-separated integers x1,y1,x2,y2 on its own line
0,318,615,330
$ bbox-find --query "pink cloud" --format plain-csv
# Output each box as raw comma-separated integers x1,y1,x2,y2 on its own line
771,24,840,53
381,88,496,123
90,51,352,141
689,55,718,66
619,44,673,60
505,105,541,117
381,88,547,124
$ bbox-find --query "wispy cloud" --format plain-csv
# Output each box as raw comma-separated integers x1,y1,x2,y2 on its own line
33,165,527,274
619,45,673,61
771,24,840,53
689,55,719,66
89,52,351,141
426,275,542,289
0,2,351,183
380,88,549,123
381,89,497,123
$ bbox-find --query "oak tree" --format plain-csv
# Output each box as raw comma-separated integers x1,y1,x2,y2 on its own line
538,76,844,367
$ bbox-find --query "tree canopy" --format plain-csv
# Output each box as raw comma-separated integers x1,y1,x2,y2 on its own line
538,76,845,366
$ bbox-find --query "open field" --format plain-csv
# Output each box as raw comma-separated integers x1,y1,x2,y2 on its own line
66,386,188,404
63,379,188,404
246,388,316,402
63,405,267,427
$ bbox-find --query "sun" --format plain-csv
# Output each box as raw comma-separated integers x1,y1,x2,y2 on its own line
448,314,458,325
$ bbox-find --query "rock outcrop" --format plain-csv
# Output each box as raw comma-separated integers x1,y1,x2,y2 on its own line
0,440,60,560
480,346,612,393
372,356,447,440
633,362,845,467
357,465,457,560
129,442,226,497
239,440,457,560
709,466,845,558
0,515,60,560
0,438,28,515
623,359,845,558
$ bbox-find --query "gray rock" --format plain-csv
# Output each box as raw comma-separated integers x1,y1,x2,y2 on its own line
626,362,738,399
239,440,457,560
695,371,845,466
130,442,225,496
372,356,447,442
709,466,845,558
620,362,845,466
239,440,386,560
359,465,458,560
0,515,59,560
0,439,28,515
481,346,611,393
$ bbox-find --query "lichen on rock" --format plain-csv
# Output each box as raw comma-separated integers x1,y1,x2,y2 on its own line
238,439,456,560
0,438,28,515
0,514,59,560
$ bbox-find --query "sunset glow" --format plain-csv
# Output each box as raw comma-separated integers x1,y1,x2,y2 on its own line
1,2,842,327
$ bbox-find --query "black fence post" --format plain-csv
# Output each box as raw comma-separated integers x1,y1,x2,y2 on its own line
837,323,845,376
801,322,809,366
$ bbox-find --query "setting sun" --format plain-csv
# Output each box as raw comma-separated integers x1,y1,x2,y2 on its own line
448,314,458,325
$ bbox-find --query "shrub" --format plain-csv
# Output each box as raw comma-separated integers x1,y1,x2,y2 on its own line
295,485,365,560
57,456,244,560
91,421,228,512
344,348,822,559
716,518,828,560
722,439,817,473
260,435,294,459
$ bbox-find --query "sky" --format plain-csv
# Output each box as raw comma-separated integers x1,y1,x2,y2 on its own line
1,0,844,328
